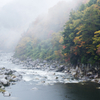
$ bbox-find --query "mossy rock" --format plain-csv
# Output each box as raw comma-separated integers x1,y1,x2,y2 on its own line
0,88,6,93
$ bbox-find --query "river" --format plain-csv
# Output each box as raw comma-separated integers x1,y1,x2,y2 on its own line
0,52,100,100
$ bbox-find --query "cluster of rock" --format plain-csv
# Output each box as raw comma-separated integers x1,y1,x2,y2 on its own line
12,58,65,71
64,66,100,84
12,58,100,84
0,67,22,97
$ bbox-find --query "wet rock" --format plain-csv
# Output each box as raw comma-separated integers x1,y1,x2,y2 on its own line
39,63,44,66
56,77,58,79
60,65,64,68
10,77,20,82
86,72,93,76
98,79,100,84
0,83,2,87
32,87,38,90
91,79,95,82
98,69,100,77
13,72,22,78
4,69,13,75
89,74,94,79
71,71,76,76
1,86,5,89
56,66,64,72
94,74,98,79
11,82,16,85
96,87,100,89
50,65,55,70
0,79,10,86
0,75,7,79
36,66,41,69
0,67,22,96
88,68,97,74
53,73,55,75
43,60,47,63
41,81,45,83
3,91,11,97
81,76,89,81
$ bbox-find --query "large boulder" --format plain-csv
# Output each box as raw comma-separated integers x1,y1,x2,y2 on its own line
98,69,100,78
3,91,11,97
4,69,13,75
56,65,64,72
0,78,10,86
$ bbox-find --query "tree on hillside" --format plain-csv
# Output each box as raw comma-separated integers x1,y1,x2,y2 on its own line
62,0,100,66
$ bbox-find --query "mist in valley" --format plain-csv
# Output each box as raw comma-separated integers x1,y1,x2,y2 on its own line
0,0,85,52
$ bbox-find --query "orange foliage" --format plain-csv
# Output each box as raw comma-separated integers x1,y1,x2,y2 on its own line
65,58,70,62
86,52,90,54
74,46,78,50
63,45,66,49
78,41,85,48
74,52,77,55
96,46,100,54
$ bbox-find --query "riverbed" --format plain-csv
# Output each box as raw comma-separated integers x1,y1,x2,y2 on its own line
0,52,100,100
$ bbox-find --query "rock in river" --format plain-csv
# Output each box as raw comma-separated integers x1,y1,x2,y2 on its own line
0,78,10,86
3,91,11,97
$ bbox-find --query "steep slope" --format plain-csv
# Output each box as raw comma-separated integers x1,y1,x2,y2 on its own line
14,1,81,60
62,0,100,66
14,0,88,61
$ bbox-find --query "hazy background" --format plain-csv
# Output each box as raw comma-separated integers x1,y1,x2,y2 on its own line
0,0,80,51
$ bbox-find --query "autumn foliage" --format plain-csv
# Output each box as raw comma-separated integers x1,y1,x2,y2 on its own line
14,0,100,66
62,0,100,65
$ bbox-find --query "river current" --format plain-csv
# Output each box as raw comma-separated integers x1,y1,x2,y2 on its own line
0,52,100,100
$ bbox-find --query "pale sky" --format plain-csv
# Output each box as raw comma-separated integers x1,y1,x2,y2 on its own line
0,0,72,8
0,0,14,7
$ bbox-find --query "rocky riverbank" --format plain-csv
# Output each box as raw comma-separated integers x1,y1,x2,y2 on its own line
0,67,22,97
12,58,100,84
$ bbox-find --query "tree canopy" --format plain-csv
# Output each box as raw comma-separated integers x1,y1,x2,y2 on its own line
62,0,100,66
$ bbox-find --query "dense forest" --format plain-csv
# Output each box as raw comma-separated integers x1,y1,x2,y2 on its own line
62,0,100,66
14,0,100,66
14,0,82,60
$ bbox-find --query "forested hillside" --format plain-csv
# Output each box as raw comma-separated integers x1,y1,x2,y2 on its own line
14,1,83,60
62,0,100,66
14,0,100,67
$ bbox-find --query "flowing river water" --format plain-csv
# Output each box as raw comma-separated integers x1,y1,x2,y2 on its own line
0,52,100,100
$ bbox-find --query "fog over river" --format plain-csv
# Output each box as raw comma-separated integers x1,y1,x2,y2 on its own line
0,52,100,100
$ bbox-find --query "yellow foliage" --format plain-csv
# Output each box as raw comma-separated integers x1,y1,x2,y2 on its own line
97,0,100,3
97,44,100,48
86,52,90,54
64,53,67,56
75,25,83,31
73,19,81,26
73,35,82,44
78,45,82,47
86,47,88,49
54,51,58,56
69,24,73,29
94,30,100,34
76,31,81,35
59,36,63,44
